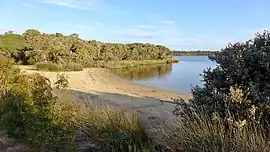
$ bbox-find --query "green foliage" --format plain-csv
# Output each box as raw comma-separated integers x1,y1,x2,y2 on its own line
89,59,178,69
183,31,270,124
112,63,173,80
0,61,76,151
0,60,154,151
170,31,270,152
0,29,173,66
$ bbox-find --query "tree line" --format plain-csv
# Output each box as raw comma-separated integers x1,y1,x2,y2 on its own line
173,50,218,56
0,29,172,66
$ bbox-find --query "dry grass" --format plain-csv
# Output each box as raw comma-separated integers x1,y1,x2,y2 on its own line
72,101,150,151
162,111,270,152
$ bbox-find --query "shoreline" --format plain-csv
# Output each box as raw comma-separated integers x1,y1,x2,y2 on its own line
19,66,191,126
19,66,190,102
83,58,179,69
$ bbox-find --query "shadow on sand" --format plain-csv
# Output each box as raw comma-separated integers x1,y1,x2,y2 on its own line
55,88,181,127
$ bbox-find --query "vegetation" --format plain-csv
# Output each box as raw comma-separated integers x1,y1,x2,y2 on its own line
1,29,270,151
164,106,270,152
88,58,178,69
0,29,173,68
112,63,172,80
173,50,218,56
75,104,151,151
0,57,79,151
170,31,270,151
0,57,153,151
36,62,83,72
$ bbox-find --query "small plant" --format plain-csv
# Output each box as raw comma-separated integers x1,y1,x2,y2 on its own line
54,73,69,90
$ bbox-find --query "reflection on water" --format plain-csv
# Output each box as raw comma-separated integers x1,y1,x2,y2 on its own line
111,56,216,94
111,64,172,80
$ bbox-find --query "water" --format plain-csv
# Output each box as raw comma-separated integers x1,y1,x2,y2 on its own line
112,56,216,94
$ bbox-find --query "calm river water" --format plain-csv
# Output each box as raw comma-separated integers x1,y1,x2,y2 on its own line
112,56,216,94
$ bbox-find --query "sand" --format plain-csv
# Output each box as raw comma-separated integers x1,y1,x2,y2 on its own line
19,66,191,126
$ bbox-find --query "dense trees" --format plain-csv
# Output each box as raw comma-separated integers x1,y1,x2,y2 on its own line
0,29,172,66
173,50,218,56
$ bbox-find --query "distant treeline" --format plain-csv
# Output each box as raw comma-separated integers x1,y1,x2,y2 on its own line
0,29,172,66
172,50,218,56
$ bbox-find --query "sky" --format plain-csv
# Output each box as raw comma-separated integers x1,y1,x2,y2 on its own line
1,0,269,50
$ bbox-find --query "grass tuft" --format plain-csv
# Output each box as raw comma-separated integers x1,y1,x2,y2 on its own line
35,62,83,72
162,110,270,152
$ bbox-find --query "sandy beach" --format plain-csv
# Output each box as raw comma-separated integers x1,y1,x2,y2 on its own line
19,66,191,125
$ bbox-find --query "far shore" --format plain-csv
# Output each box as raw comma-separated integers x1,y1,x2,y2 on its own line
19,66,191,125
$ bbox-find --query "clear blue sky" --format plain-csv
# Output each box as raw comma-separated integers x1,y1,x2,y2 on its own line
1,0,269,50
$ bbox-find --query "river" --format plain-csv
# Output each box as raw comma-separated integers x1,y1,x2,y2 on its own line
112,56,216,94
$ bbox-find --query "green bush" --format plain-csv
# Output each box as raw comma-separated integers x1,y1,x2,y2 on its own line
0,61,76,151
36,62,63,71
0,60,154,151
169,31,270,151
186,31,270,124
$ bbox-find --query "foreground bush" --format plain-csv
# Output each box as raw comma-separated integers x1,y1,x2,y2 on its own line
188,31,270,125
74,104,152,151
0,59,77,151
169,31,270,152
0,59,153,151
165,106,270,152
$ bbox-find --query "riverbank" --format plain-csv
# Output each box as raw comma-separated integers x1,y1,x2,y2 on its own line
87,58,179,69
19,66,189,101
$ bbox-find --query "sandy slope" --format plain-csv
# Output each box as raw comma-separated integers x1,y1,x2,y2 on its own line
19,66,190,125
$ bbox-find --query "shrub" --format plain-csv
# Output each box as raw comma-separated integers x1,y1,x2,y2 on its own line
36,62,63,71
187,31,270,124
0,61,153,151
0,61,76,151
165,105,270,152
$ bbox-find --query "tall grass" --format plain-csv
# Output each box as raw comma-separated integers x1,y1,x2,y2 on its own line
162,110,270,152
73,102,152,151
